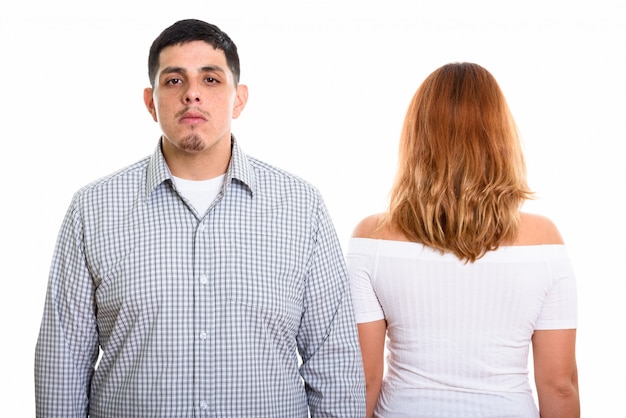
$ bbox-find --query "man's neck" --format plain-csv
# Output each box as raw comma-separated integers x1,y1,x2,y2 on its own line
161,137,232,180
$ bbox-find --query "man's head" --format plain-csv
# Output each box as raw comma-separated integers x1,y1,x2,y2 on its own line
148,19,241,88
143,19,248,178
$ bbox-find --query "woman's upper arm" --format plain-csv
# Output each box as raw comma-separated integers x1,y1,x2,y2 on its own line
532,329,579,416
358,320,386,373
532,329,577,382
358,319,386,418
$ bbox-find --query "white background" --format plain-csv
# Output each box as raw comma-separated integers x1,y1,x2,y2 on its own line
1,0,624,415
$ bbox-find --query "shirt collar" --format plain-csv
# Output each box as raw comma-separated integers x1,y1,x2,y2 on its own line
145,135,255,200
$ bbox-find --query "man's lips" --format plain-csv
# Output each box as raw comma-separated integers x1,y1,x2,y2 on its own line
179,110,207,125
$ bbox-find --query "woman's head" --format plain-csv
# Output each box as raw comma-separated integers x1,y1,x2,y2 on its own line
388,62,533,262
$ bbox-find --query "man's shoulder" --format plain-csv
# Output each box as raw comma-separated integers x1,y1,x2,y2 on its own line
75,156,150,197
247,156,319,194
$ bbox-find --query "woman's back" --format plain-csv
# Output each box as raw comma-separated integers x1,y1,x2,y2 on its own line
351,63,579,417
347,213,577,417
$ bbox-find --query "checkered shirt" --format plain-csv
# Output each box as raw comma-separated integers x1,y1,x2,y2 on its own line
35,137,366,417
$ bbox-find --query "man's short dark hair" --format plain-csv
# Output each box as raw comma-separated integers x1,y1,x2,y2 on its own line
148,19,240,87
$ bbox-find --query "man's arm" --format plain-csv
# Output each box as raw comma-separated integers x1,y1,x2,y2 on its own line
35,196,99,417
297,197,366,417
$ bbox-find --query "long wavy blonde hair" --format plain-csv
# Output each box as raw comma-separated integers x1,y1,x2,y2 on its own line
385,62,533,262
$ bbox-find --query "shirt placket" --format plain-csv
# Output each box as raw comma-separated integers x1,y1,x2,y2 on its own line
194,216,215,415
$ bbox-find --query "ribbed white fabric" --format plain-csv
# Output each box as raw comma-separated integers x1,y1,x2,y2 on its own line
347,238,577,418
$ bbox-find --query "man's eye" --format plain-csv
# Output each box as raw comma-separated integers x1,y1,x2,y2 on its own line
166,78,182,85
205,77,218,84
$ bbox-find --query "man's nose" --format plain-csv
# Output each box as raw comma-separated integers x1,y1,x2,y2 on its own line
184,83,202,103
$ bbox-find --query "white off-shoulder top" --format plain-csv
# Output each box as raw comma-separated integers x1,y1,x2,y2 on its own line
346,238,577,418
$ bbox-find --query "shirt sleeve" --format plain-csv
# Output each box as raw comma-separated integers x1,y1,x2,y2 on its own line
534,251,578,330
35,192,100,417
296,196,366,417
345,238,386,323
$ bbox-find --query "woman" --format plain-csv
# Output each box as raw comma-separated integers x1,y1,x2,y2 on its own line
347,62,579,417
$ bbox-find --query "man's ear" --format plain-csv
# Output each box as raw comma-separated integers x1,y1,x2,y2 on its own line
143,87,158,122
232,84,248,119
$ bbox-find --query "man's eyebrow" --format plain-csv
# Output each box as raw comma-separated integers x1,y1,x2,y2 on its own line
160,65,226,75
200,65,226,74
161,66,186,75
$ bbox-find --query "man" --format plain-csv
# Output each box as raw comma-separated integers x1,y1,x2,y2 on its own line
35,19,365,417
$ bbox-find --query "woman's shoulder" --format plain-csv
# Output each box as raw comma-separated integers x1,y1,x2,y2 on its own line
352,212,564,246
514,212,564,245
351,213,385,239
351,213,409,241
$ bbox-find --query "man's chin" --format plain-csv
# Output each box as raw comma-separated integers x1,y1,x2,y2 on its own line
179,134,205,152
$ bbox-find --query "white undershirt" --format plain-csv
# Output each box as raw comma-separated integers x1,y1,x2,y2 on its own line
171,174,225,216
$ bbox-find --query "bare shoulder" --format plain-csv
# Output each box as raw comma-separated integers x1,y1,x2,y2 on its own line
351,213,386,239
515,212,564,245
352,213,409,241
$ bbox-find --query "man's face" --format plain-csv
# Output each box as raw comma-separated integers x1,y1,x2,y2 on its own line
144,40,247,157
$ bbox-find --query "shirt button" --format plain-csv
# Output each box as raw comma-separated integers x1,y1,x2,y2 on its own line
199,274,208,285
198,223,207,232
200,401,208,409
199,332,207,340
